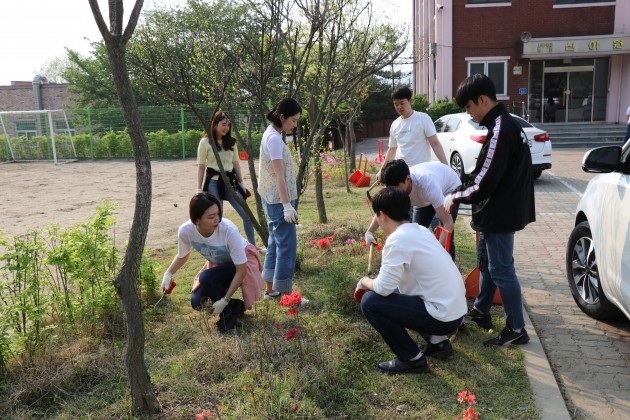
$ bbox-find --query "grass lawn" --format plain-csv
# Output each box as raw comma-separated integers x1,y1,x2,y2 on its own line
0,179,538,419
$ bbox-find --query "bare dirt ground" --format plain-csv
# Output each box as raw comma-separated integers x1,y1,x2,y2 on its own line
0,159,255,251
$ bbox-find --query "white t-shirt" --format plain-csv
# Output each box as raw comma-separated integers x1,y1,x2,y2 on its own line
408,162,462,208
372,223,467,322
177,219,247,265
258,124,298,204
389,111,437,166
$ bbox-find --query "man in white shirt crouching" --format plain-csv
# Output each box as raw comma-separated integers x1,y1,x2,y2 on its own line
356,187,467,374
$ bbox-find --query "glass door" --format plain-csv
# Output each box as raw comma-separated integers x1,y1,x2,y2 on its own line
543,64,594,123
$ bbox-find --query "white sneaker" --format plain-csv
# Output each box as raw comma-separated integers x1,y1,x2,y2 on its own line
300,297,310,305
264,291,280,300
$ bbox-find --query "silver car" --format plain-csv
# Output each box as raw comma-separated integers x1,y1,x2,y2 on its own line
432,112,552,179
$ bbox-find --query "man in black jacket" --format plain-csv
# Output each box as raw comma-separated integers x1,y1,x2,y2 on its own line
444,74,535,347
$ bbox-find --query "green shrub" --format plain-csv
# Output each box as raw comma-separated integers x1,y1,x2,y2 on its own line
411,93,430,112
427,97,463,121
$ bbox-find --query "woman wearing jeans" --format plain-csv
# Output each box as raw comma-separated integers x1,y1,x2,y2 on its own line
197,111,256,245
257,98,306,301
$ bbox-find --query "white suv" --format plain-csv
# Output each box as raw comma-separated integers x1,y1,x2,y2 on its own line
566,139,630,320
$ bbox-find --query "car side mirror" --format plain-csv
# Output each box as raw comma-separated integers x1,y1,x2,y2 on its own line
582,146,622,173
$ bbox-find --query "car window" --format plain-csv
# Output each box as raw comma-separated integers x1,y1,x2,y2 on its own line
513,115,533,128
434,117,448,133
445,118,460,133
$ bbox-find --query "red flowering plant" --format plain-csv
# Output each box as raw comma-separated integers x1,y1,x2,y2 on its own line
455,390,479,420
277,291,305,341
196,408,213,419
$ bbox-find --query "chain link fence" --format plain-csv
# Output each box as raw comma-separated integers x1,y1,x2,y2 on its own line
1,104,266,162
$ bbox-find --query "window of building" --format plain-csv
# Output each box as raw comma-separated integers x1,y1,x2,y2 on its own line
468,0,510,4
555,0,611,4
15,120,37,138
467,60,508,97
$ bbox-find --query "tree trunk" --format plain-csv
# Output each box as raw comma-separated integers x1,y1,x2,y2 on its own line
107,38,161,415
315,163,327,223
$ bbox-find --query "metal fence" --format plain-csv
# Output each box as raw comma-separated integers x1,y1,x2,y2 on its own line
1,105,266,162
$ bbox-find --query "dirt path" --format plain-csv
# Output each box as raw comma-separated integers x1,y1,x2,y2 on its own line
0,159,254,251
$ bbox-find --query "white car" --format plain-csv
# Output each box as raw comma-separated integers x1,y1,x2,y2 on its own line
432,112,552,179
566,139,630,320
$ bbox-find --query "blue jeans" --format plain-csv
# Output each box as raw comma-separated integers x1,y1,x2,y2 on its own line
625,124,630,142
361,291,463,361
474,232,525,330
414,204,459,260
206,179,256,244
262,199,297,293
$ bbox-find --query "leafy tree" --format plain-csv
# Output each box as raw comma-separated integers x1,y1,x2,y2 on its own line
87,0,160,414
39,55,75,83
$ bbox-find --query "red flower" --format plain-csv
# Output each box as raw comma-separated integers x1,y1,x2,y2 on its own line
280,291,302,307
462,407,479,420
287,308,298,316
285,327,299,340
275,322,281,329
323,173,330,179
196,409,213,419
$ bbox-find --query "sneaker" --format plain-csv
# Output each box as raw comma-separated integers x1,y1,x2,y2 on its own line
264,291,281,300
257,246,267,253
463,308,494,330
300,297,310,305
420,339,454,360
483,326,529,347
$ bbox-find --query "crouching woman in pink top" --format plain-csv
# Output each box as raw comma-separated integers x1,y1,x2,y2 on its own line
161,192,264,333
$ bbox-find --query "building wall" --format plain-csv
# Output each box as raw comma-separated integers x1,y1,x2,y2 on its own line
0,83,76,112
414,0,625,123
450,1,615,101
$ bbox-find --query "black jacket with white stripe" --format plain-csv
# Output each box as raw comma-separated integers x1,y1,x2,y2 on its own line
452,103,535,233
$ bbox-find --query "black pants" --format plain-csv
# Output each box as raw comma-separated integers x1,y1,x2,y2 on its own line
191,263,236,319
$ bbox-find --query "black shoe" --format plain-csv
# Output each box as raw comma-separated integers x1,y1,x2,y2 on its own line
216,315,237,333
228,298,245,318
463,308,494,330
421,339,454,360
377,356,429,374
483,326,529,347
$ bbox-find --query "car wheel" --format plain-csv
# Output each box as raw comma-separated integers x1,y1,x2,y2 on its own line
565,221,621,320
450,152,467,181
532,169,542,179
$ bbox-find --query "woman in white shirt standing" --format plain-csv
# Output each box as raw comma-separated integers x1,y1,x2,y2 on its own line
258,98,305,300
197,111,256,245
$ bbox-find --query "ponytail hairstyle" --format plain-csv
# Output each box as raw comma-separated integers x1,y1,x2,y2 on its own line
209,111,236,151
266,98,302,128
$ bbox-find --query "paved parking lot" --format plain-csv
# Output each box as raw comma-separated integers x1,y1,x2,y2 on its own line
517,148,630,419
357,140,630,419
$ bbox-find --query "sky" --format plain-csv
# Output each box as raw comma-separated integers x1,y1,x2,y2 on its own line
0,0,412,86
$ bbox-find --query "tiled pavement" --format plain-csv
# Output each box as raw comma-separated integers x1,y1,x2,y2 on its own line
357,139,630,419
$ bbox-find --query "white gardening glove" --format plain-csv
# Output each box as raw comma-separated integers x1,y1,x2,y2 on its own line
161,271,173,293
443,194,456,214
282,202,298,224
364,231,377,246
212,297,229,315
354,278,369,303
238,181,250,197
376,169,382,182
196,188,203,194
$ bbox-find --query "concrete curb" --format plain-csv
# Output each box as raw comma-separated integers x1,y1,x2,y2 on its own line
521,306,571,420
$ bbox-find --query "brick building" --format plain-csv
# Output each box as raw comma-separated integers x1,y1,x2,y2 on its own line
413,0,630,124
0,75,76,112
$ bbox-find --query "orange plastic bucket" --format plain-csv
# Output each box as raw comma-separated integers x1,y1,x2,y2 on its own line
349,154,365,185
239,150,249,160
434,226,452,254
464,267,502,305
